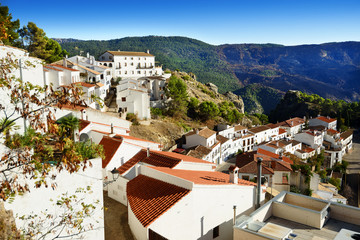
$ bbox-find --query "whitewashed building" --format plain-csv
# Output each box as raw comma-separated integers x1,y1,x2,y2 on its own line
98,50,163,79
116,79,151,120
127,165,264,240
273,117,305,137
294,129,324,154
309,116,337,130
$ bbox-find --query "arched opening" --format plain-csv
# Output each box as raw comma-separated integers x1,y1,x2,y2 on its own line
109,63,113,67
104,63,107,66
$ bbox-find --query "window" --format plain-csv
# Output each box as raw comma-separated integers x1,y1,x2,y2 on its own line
101,74,104,79
131,62,133,66
109,63,113,67
125,63,127,67
137,71,141,74
109,56,113,60
122,97,126,102
131,57,133,60
125,57,127,60
242,175,249,180
213,226,219,239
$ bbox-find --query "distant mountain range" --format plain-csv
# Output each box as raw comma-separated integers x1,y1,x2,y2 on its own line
56,37,360,113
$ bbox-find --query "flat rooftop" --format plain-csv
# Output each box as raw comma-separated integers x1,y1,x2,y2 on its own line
234,191,360,240
267,216,360,240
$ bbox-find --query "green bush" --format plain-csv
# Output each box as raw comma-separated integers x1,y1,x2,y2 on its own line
126,113,139,125
150,108,163,119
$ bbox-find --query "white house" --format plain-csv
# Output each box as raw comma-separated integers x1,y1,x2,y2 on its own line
315,182,347,204
110,149,215,205
116,79,151,120
236,149,293,192
217,124,255,153
182,127,221,164
98,50,163,79
294,129,324,153
309,116,337,130
249,125,276,145
273,117,305,137
127,165,264,240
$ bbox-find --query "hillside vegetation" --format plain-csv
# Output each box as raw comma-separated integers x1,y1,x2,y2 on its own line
269,90,360,130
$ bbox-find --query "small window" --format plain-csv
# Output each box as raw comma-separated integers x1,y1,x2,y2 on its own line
131,57,133,60
125,57,127,60
213,226,219,239
131,62,134,66
122,97,126,102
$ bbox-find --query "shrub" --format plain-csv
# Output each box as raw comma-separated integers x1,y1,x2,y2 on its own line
126,113,139,125
150,108,163,119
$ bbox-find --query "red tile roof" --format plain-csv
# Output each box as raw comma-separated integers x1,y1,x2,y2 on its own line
99,136,122,168
76,82,96,88
150,167,256,186
237,161,274,175
316,116,336,123
127,175,190,227
185,127,216,139
107,50,154,57
327,129,339,135
79,119,91,132
279,128,287,135
257,148,293,164
51,64,79,72
117,149,214,175
249,125,271,134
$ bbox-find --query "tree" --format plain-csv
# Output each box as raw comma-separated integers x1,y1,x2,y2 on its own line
198,101,219,120
166,75,188,117
19,22,68,63
0,4,20,46
56,115,80,140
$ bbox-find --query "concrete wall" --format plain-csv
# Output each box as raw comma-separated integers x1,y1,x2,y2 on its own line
234,228,272,240
272,202,322,228
284,193,327,211
108,176,129,206
174,162,214,171
330,203,360,226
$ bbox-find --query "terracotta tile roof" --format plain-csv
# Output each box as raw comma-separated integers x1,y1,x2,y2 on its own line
57,104,87,111
99,136,122,168
316,116,336,123
153,150,213,165
185,127,216,139
290,140,301,146
303,146,315,153
76,82,96,88
271,161,292,172
279,128,287,135
74,62,101,75
193,145,212,156
118,149,213,175
216,135,230,144
234,125,247,131
249,125,271,134
186,149,205,159
44,65,63,71
257,148,293,164
79,119,91,132
106,50,154,57
327,129,339,135
237,161,274,175
51,64,79,72
150,167,257,186
340,130,353,140
266,123,278,129
308,125,326,131
96,82,104,87
117,150,147,174
127,174,190,227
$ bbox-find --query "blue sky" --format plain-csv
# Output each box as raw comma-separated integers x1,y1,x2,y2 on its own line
3,0,360,45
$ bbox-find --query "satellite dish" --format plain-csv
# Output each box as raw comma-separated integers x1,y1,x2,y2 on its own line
79,133,89,142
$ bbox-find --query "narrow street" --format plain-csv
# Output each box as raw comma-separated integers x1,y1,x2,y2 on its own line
343,130,360,207
103,192,134,240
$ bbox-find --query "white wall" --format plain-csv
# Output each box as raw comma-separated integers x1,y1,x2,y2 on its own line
108,176,129,205
4,158,104,240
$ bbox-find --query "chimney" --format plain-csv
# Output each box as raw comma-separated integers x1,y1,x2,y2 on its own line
111,123,114,134
87,52,90,59
233,205,237,225
147,147,150,157
195,128,199,134
63,57,67,67
279,152,283,159
256,157,263,209
229,166,239,184
291,121,293,126
276,141,279,147
147,49,150,54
